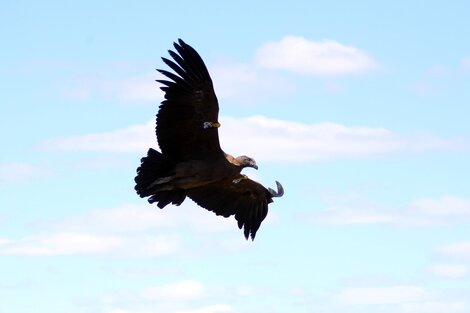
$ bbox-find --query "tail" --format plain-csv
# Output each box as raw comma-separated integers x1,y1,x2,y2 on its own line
134,148,186,208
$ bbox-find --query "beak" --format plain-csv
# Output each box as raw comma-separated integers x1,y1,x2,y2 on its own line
252,163,258,170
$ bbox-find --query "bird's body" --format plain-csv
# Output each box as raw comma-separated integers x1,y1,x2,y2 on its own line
135,39,283,240
143,151,243,191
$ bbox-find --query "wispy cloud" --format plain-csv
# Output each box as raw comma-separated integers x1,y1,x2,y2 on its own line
104,305,234,313
61,71,163,103
425,65,451,77
337,285,427,305
410,60,470,95
435,241,470,260
307,195,470,227
401,301,469,313
0,163,49,184
60,60,288,105
100,61,289,105
334,284,469,312
307,205,397,225
99,280,235,313
461,57,470,71
59,36,378,105
428,264,469,278
52,203,236,235
210,61,292,103
39,115,466,162
0,232,180,257
0,232,123,256
255,36,379,75
144,280,205,301
0,202,259,257
111,75,162,103
410,80,438,95
176,305,234,313
39,120,156,153
406,196,470,225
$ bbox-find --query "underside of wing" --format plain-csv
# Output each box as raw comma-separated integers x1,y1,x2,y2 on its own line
156,39,224,161
187,176,274,240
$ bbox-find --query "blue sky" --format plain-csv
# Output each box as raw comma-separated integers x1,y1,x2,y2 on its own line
2,1,470,312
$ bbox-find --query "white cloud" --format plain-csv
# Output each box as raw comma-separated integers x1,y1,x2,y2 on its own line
461,57,470,71
61,73,163,103
330,284,470,313
210,61,292,103
221,116,404,162
53,203,236,235
101,282,235,313
425,65,451,77
309,205,397,225
39,115,465,162
337,285,427,305
128,235,181,257
99,280,238,313
307,195,470,227
103,305,234,313
144,280,205,301
0,232,123,256
60,57,288,105
115,75,163,102
176,305,234,313
0,238,13,245
0,201,260,257
436,241,470,260
410,80,438,95
0,204,189,256
255,36,379,75
0,163,49,184
60,37,377,105
39,120,156,153
104,310,131,313
72,156,129,170
406,196,470,225
67,61,289,105
0,232,180,257
428,264,469,278
401,301,469,313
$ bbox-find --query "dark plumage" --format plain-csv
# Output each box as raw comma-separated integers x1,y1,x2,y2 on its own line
135,39,284,240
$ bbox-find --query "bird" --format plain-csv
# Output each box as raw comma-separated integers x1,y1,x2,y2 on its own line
134,39,284,240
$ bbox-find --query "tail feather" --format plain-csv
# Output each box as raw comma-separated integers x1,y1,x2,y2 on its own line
149,189,186,208
135,148,186,208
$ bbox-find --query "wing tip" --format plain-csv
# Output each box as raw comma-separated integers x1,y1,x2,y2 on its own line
177,38,186,47
268,181,284,198
174,38,187,51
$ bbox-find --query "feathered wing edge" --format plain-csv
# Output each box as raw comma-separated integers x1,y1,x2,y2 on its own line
156,39,212,96
154,39,223,161
188,177,283,240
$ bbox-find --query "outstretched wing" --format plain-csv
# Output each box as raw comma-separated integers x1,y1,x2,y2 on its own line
187,176,275,240
156,39,224,161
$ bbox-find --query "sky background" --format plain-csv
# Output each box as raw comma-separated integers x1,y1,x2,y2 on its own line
2,1,470,312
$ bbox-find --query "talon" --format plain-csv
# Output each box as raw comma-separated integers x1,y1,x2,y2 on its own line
203,121,221,129
233,175,248,184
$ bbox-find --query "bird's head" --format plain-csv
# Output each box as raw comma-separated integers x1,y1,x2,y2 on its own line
235,155,258,170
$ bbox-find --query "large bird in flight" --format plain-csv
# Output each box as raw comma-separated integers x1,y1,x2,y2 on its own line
135,39,284,240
